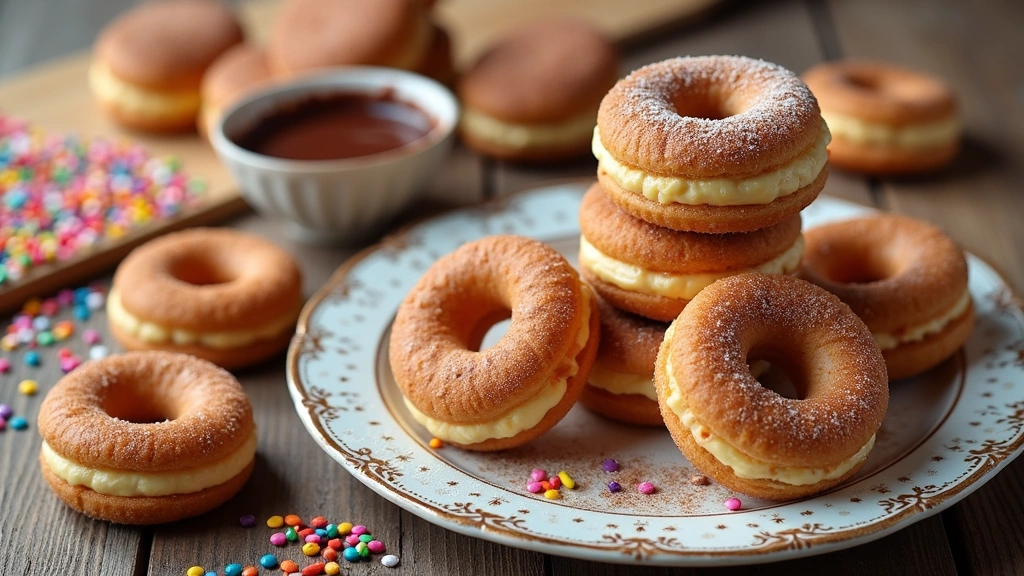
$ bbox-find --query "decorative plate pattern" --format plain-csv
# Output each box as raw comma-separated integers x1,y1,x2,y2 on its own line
286,182,1024,566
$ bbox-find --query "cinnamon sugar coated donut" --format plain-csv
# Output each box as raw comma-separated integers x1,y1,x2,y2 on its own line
579,183,804,321
654,274,888,500
458,20,619,161
595,56,829,233
802,60,959,174
37,352,256,524
200,43,274,134
389,236,600,451
268,0,432,75
91,0,244,132
800,215,973,379
580,298,667,426
108,228,302,370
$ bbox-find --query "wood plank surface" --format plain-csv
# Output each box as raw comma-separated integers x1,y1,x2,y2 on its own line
0,0,1020,574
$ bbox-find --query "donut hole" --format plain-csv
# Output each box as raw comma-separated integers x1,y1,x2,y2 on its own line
842,71,883,92
170,256,239,286
747,348,808,400
102,385,177,424
670,91,732,121
817,247,899,285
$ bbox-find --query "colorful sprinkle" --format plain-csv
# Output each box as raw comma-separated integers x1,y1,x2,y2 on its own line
239,514,256,527
343,547,361,563
241,568,258,576
9,416,27,430
725,497,742,511
325,524,339,538
305,534,320,544
324,561,341,575
186,567,204,576
259,554,277,568
558,471,576,490
638,482,656,495
24,350,40,366
337,522,352,535
285,514,303,527
322,548,338,562
602,459,619,472
526,481,543,493
356,542,370,559
358,534,372,543
607,481,621,493
0,418,6,431
286,527,299,542
301,563,325,576
428,437,443,448
60,356,82,373
529,468,547,482
367,540,385,554
381,555,400,568
280,560,299,574
224,564,242,576
543,489,561,499
549,475,561,489
351,525,367,536
270,532,287,546
310,516,328,529
302,542,321,556
344,534,360,547
82,328,101,344
89,345,109,360
18,379,37,395
327,538,342,550
298,528,314,539
0,404,10,418
266,515,284,528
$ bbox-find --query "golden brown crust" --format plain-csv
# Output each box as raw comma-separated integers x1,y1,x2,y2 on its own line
593,297,667,374
580,183,802,273
800,215,969,333
458,19,618,124
267,0,429,75
113,228,302,333
802,60,957,126
451,293,601,451
825,136,959,175
597,56,822,179
415,24,456,87
459,122,594,162
201,43,274,121
37,352,254,472
390,235,592,425
109,322,294,371
579,385,663,427
41,456,254,525
655,274,888,468
598,164,826,234
884,301,975,380
95,0,244,92
582,268,685,322
95,98,198,134
659,408,866,500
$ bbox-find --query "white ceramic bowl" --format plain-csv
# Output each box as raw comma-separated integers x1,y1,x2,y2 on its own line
211,67,459,244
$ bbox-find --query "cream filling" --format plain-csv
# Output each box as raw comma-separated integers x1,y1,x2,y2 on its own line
873,289,971,350
579,235,804,300
42,431,257,497
588,364,658,400
106,288,299,350
460,107,597,150
822,111,959,150
405,289,592,445
89,61,201,119
662,323,875,486
592,122,830,206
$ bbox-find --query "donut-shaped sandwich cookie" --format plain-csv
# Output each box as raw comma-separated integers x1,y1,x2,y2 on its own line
268,0,432,75
595,56,829,233
655,274,888,500
38,352,256,524
108,228,303,370
91,0,244,133
458,20,619,161
581,298,667,426
200,43,274,135
800,215,973,380
579,183,804,321
802,60,959,174
390,235,600,451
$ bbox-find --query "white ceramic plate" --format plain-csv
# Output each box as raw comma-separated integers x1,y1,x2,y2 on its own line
286,182,1024,566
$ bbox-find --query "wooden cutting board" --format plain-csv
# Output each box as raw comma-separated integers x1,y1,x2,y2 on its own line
0,0,720,312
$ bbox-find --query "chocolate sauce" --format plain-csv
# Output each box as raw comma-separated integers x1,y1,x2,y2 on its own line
235,92,434,161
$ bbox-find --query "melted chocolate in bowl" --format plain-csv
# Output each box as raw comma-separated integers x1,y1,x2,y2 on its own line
234,91,435,161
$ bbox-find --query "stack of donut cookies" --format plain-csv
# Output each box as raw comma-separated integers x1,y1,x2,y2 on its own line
578,55,827,427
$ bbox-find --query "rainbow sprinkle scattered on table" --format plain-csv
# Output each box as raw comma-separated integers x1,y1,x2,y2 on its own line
0,114,205,284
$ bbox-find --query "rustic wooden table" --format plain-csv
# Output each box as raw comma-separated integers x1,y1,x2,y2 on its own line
1,0,1022,574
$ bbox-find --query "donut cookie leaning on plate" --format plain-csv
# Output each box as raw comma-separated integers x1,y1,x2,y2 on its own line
655,274,888,500
579,183,804,321
595,56,830,233
458,20,619,161
37,352,256,524
91,0,244,132
802,60,960,174
390,235,600,451
108,228,303,370
800,215,973,380
200,43,274,136
267,0,432,76
580,297,667,426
